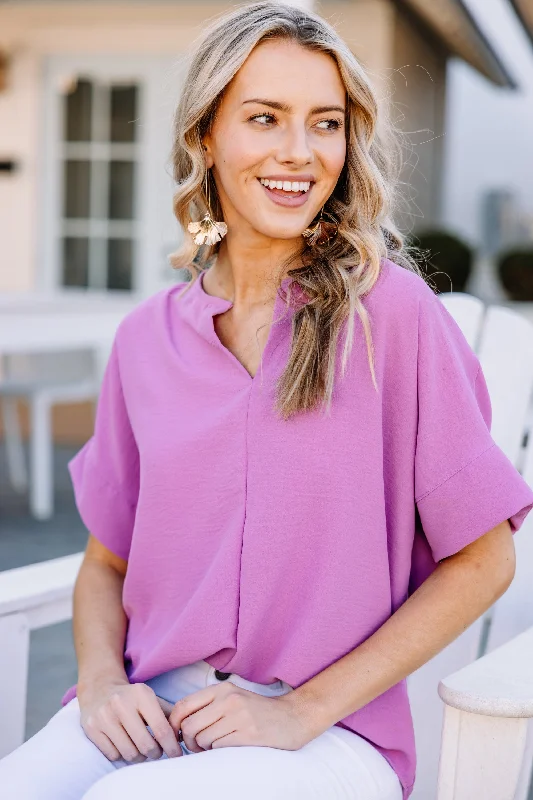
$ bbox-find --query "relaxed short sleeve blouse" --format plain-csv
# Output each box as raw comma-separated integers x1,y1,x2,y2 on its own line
61,257,533,799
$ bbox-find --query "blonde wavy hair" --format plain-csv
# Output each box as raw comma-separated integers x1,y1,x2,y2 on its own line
170,1,423,420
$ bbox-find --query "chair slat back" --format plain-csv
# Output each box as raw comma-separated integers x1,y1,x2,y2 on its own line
439,292,485,350
477,306,533,464
483,428,533,656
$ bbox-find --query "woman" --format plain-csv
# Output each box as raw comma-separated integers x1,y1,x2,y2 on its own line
2,3,532,800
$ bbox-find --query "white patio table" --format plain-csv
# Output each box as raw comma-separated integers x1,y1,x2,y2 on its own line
0,300,136,518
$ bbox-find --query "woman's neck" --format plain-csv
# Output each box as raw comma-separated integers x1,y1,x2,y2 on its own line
203,231,302,308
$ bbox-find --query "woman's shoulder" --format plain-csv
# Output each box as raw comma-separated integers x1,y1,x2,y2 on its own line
361,257,449,361
375,256,477,372
375,256,437,307
369,256,446,330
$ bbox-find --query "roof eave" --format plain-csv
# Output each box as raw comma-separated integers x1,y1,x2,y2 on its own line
456,0,518,88
508,0,533,48
397,0,518,89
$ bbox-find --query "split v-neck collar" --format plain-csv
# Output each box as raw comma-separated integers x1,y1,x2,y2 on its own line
174,269,306,374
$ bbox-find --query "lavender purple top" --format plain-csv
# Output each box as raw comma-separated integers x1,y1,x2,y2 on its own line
62,257,533,798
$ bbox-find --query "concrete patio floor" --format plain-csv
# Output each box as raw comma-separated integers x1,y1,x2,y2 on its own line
0,442,88,739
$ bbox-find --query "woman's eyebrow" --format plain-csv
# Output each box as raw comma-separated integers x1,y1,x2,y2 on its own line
242,98,345,114
312,105,345,115
242,98,291,112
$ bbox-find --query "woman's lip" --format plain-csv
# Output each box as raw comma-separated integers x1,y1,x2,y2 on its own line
258,181,312,208
260,175,316,183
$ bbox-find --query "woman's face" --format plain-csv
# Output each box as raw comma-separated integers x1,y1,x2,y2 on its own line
203,38,347,244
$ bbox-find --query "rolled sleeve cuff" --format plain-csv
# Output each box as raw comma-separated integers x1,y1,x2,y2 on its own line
416,443,533,563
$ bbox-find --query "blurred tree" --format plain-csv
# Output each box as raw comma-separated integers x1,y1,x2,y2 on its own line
406,230,474,294
498,248,533,301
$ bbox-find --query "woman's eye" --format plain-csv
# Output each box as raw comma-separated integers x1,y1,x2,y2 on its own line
249,113,276,125
315,119,343,131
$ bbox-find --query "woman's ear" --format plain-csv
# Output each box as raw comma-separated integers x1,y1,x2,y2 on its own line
202,138,214,169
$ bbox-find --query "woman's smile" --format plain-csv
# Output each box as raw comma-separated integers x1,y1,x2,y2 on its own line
258,175,314,208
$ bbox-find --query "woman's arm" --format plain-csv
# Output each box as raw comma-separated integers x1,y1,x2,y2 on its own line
291,520,516,733
73,535,181,761
74,534,130,699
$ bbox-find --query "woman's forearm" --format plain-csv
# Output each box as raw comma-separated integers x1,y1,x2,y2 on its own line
290,521,516,733
73,557,129,699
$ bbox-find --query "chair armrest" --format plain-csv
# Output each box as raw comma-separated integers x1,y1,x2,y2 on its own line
437,627,533,800
0,553,84,758
438,626,533,718
0,552,83,630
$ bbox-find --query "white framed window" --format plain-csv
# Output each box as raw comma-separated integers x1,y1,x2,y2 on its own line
41,55,183,297
61,76,140,290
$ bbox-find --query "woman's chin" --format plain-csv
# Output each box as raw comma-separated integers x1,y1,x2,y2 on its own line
247,220,310,242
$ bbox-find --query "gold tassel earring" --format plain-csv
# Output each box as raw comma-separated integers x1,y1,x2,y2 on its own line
302,207,338,247
188,169,228,246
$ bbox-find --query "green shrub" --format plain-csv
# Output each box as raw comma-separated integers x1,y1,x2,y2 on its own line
497,248,533,301
406,230,474,294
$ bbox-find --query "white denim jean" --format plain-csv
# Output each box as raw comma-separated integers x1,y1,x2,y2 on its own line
0,658,402,800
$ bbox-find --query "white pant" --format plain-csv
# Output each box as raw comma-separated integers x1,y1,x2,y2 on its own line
0,659,402,800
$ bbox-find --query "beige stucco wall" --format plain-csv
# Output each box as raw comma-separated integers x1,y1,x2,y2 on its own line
320,0,447,235
390,5,447,234
323,0,395,76
0,48,40,291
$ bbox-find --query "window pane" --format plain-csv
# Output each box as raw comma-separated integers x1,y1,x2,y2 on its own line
89,161,107,220
110,86,138,142
63,238,89,287
65,79,92,142
64,160,91,218
109,161,135,220
107,239,132,290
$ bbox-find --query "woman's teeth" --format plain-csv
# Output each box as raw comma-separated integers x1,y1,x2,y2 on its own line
259,178,311,193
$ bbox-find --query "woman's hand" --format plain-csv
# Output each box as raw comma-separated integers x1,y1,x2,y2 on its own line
168,682,317,753
78,680,182,763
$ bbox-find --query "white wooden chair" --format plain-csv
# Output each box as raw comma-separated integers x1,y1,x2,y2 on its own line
477,305,533,466
0,553,83,759
438,626,533,800
409,295,533,799
439,295,533,467
485,431,533,655
472,375,533,800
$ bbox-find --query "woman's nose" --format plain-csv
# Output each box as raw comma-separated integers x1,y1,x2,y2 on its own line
276,123,313,167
